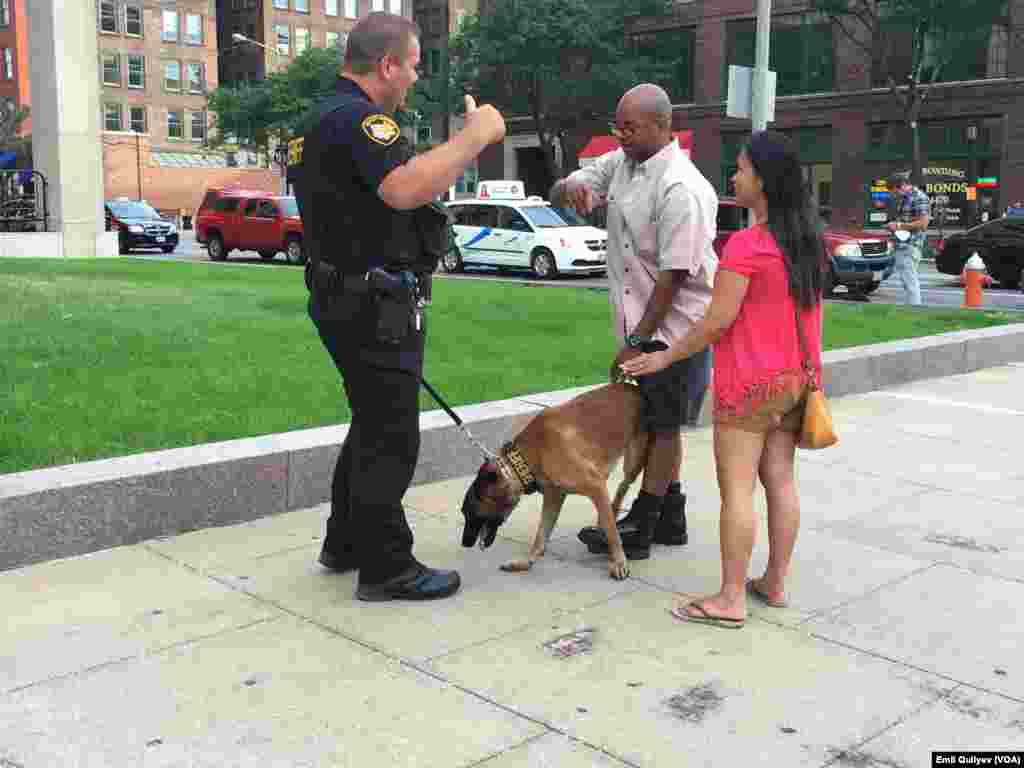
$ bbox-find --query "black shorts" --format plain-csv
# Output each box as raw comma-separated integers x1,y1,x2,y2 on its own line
636,341,711,433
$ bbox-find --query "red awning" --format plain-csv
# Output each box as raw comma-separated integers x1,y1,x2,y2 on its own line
578,130,693,159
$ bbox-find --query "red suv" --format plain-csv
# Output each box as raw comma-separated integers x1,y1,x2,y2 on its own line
715,198,894,296
195,188,305,264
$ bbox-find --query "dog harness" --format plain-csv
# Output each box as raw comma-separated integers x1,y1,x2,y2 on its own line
496,442,539,495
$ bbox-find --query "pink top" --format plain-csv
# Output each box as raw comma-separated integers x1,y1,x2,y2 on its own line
713,225,823,416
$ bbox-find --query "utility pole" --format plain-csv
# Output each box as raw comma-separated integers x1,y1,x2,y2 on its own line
441,0,450,144
751,0,772,134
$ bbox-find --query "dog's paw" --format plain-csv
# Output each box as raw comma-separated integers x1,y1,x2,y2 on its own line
609,559,630,580
500,559,533,573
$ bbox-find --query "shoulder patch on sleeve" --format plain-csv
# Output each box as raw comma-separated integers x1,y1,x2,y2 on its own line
361,114,400,146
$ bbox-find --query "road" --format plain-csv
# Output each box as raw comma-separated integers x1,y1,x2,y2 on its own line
155,232,1024,312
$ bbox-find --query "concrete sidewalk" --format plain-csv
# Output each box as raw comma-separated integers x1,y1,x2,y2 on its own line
4,367,1024,767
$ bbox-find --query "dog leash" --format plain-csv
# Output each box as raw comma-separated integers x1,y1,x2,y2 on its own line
420,377,497,461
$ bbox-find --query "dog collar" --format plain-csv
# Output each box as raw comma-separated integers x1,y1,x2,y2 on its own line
497,442,539,495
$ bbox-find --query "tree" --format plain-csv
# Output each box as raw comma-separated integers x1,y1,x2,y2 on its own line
0,100,30,153
207,46,345,159
207,45,453,161
812,0,1008,185
450,0,673,182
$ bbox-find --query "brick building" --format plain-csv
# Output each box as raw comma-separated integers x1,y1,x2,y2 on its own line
96,0,278,217
411,0,476,146
476,0,1024,230
216,0,408,84
0,0,30,138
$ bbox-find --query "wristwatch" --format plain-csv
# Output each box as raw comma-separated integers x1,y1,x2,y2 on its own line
626,333,648,348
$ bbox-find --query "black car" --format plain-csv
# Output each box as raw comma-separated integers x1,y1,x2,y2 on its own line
936,213,1024,288
105,199,179,254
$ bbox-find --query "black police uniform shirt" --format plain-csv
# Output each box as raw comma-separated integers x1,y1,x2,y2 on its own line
288,77,419,274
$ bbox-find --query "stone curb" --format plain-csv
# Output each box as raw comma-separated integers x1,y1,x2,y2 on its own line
3,323,1023,571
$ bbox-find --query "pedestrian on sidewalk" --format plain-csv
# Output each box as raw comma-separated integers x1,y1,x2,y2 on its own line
621,130,828,628
886,170,931,306
288,12,506,601
550,83,719,561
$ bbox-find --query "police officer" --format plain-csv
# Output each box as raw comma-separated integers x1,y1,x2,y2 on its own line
287,12,505,602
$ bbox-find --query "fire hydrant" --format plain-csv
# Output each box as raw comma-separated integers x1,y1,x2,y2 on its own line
962,252,988,308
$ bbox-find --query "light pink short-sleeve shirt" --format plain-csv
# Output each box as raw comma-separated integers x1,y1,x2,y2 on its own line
568,139,719,346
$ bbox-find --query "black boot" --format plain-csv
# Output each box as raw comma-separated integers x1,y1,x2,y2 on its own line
653,482,688,545
577,491,662,560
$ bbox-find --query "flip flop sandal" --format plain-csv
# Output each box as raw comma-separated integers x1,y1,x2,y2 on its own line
746,579,788,608
670,601,745,629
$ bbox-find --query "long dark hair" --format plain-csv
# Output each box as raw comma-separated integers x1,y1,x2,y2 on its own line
745,130,828,309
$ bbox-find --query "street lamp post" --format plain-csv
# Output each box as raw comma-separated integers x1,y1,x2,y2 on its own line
231,32,280,76
232,33,288,195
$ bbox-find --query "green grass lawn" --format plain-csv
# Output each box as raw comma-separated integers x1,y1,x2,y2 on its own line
2,258,1016,475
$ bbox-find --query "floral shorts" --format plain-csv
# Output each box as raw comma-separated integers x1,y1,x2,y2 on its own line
714,371,808,434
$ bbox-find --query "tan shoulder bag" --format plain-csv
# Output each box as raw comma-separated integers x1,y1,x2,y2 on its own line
794,303,838,450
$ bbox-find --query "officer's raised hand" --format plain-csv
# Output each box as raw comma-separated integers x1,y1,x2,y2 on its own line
462,94,506,146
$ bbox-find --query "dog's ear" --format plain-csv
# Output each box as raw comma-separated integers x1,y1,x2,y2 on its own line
460,481,485,547
480,520,500,548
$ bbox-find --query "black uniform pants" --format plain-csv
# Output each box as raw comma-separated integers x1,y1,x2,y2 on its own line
309,290,424,583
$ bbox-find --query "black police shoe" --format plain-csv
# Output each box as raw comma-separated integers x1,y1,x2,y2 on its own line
356,561,461,602
653,489,688,546
577,491,661,560
318,543,357,573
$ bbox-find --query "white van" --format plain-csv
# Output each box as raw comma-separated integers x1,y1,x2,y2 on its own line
443,181,607,278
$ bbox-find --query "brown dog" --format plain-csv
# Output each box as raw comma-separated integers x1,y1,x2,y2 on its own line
460,381,650,580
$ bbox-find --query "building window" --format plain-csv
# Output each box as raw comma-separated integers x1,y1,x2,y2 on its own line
987,24,1009,78
164,60,181,91
102,53,121,86
187,62,204,93
3,48,12,80
99,1,118,33
168,109,183,139
273,0,288,8
632,27,695,103
162,10,178,42
127,55,145,88
125,5,143,36
326,31,339,48
130,105,147,133
104,103,122,132
326,0,338,16
726,16,833,97
0,0,9,27
275,24,290,56
344,0,357,17
773,15,834,95
389,0,401,13
295,0,309,11
185,14,203,45
372,0,383,10
190,110,206,141
295,27,310,54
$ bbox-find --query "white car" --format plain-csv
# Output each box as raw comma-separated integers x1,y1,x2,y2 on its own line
443,181,607,279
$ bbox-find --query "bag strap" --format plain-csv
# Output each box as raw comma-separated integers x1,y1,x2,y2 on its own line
793,301,819,392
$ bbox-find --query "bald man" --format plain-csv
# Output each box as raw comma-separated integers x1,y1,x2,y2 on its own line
550,84,719,560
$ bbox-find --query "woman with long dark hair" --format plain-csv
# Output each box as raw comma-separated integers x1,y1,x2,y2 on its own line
621,130,828,628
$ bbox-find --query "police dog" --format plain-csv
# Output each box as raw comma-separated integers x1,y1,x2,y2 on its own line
460,381,649,580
